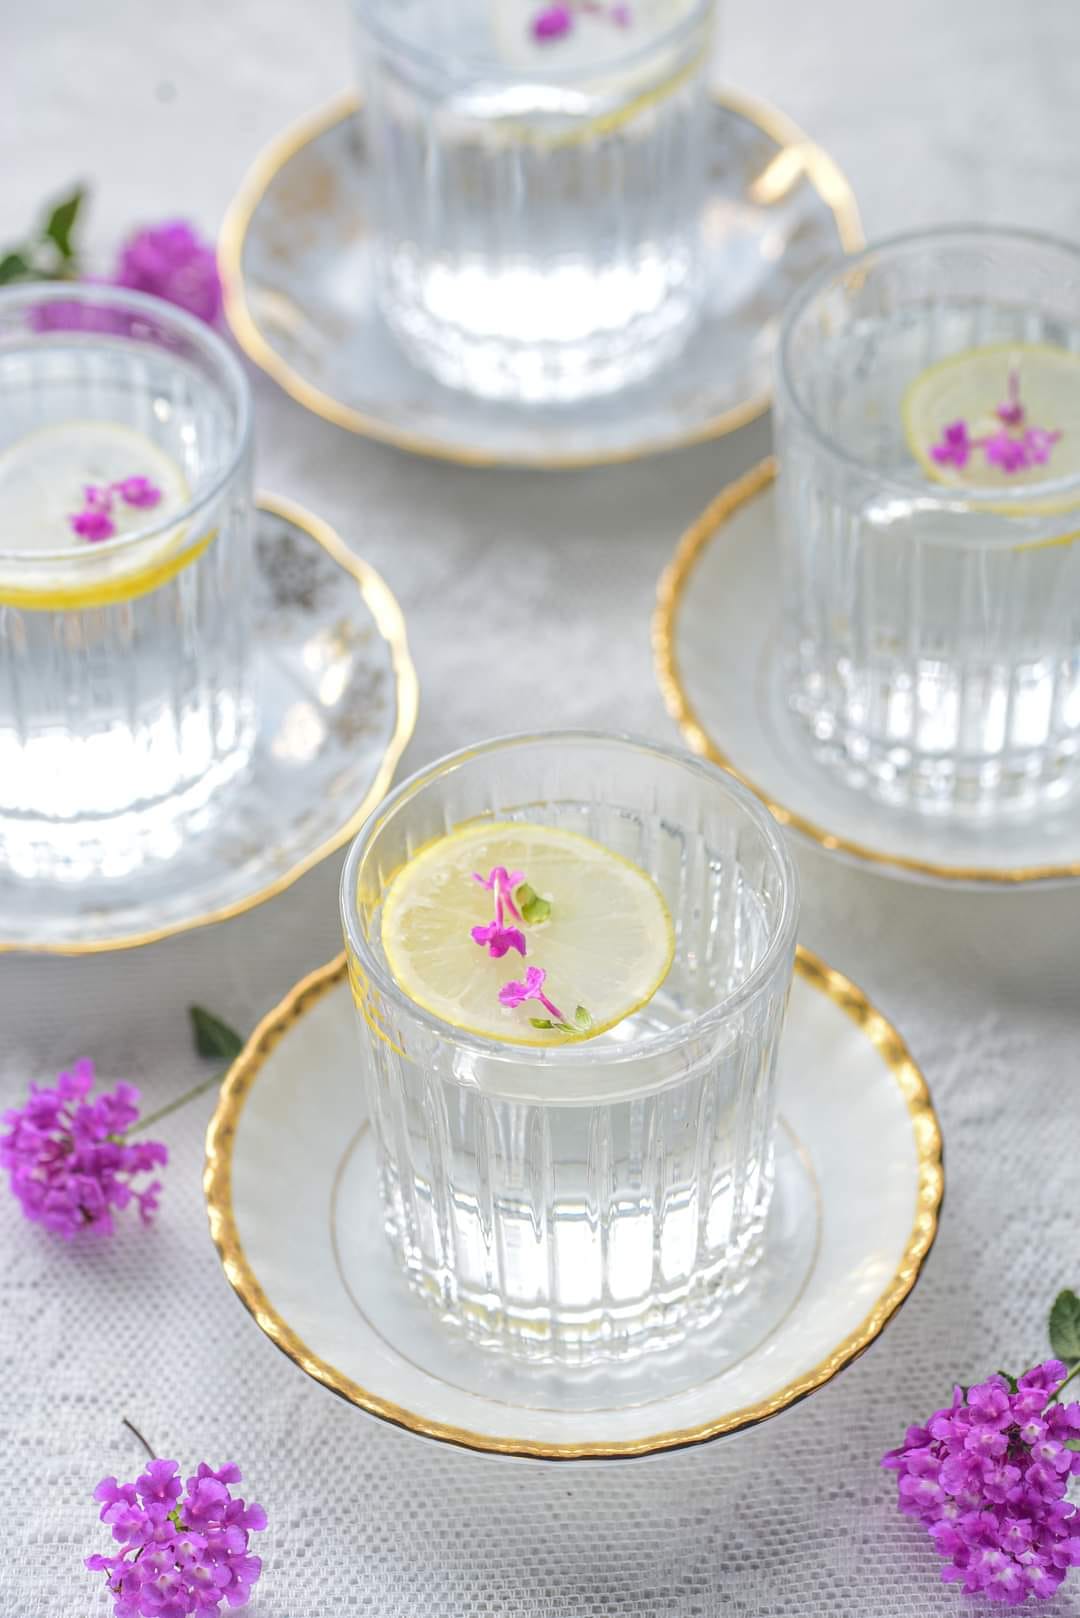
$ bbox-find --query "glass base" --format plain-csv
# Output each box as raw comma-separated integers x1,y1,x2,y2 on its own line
0,710,256,883
789,673,1080,818
377,265,701,406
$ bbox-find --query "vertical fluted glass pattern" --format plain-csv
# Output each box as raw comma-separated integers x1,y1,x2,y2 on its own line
353,0,714,403
0,286,254,880
775,229,1080,815
342,734,798,1364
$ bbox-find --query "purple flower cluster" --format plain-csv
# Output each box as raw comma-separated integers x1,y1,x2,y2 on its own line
883,1361,1080,1604
114,221,222,327
930,368,1062,477
69,476,163,543
531,2,632,42
932,420,1062,475
1,1060,167,1239
88,1459,266,1616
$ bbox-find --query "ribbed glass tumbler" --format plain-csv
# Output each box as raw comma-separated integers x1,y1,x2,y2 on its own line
340,732,799,1364
352,0,715,404
775,227,1080,817
0,284,254,883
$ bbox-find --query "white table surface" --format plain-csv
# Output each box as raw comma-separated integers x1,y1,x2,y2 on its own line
5,2,1080,1613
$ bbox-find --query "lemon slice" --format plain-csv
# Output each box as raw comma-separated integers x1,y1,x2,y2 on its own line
380,822,674,1046
902,342,1080,496
0,421,203,610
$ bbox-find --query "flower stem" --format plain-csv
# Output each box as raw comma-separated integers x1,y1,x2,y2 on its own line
133,1069,226,1135
122,1419,156,1462
1052,1361,1080,1402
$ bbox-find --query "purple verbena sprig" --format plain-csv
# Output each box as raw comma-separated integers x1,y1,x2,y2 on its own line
68,477,163,544
471,866,526,959
931,370,1062,478
114,221,223,328
87,1457,266,1617
883,1350,1080,1605
470,865,592,1034
0,1060,167,1239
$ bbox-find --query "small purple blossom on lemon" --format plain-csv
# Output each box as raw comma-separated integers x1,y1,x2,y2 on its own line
499,965,565,1023
471,921,527,959
70,507,116,541
931,420,973,468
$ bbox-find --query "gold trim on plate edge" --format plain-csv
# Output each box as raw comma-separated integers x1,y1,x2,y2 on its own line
204,946,943,1461
653,457,1080,886
218,90,864,469
0,493,419,956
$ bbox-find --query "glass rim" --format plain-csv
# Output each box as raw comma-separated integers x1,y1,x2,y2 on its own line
775,223,1080,515
339,728,800,1069
0,282,252,566
352,0,714,88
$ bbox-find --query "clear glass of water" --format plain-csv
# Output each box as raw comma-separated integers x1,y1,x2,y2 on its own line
775,227,1080,816
340,731,798,1364
0,283,254,882
352,0,716,404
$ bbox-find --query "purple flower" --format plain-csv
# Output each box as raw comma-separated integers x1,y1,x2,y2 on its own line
114,476,163,510
1023,427,1062,466
532,4,573,39
1,1060,167,1239
931,420,973,468
88,1458,266,1616
997,369,1026,428
499,965,565,1023
70,508,116,542
883,1362,1080,1604
113,221,222,326
985,430,1032,473
471,921,527,959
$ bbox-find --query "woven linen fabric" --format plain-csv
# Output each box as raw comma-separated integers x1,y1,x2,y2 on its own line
5,0,1080,1614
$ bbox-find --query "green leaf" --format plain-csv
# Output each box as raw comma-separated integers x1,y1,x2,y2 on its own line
1049,1289,1080,1365
573,1005,593,1031
0,250,33,284
995,1370,1018,1393
1066,1439,1080,1453
43,186,85,261
516,883,551,926
529,1017,555,1030
189,1005,245,1062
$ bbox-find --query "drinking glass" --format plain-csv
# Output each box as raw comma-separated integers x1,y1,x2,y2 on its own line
352,0,716,404
775,227,1080,816
0,284,254,882
340,731,798,1364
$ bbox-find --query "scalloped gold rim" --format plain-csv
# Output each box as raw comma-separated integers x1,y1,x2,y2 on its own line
0,493,419,955
652,456,1080,885
204,945,942,1461
218,89,864,469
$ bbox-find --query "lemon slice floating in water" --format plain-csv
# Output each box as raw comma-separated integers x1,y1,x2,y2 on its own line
380,822,675,1047
0,421,198,610
902,342,1080,496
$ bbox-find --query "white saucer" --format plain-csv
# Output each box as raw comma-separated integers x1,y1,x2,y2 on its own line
0,496,417,954
204,949,942,1461
219,90,862,468
655,459,1080,888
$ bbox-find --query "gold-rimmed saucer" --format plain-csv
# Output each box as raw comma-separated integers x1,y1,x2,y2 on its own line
0,496,418,954
654,459,1080,888
204,948,941,1462
219,90,862,469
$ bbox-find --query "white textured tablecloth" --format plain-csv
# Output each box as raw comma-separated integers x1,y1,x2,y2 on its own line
6,2,1080,1613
